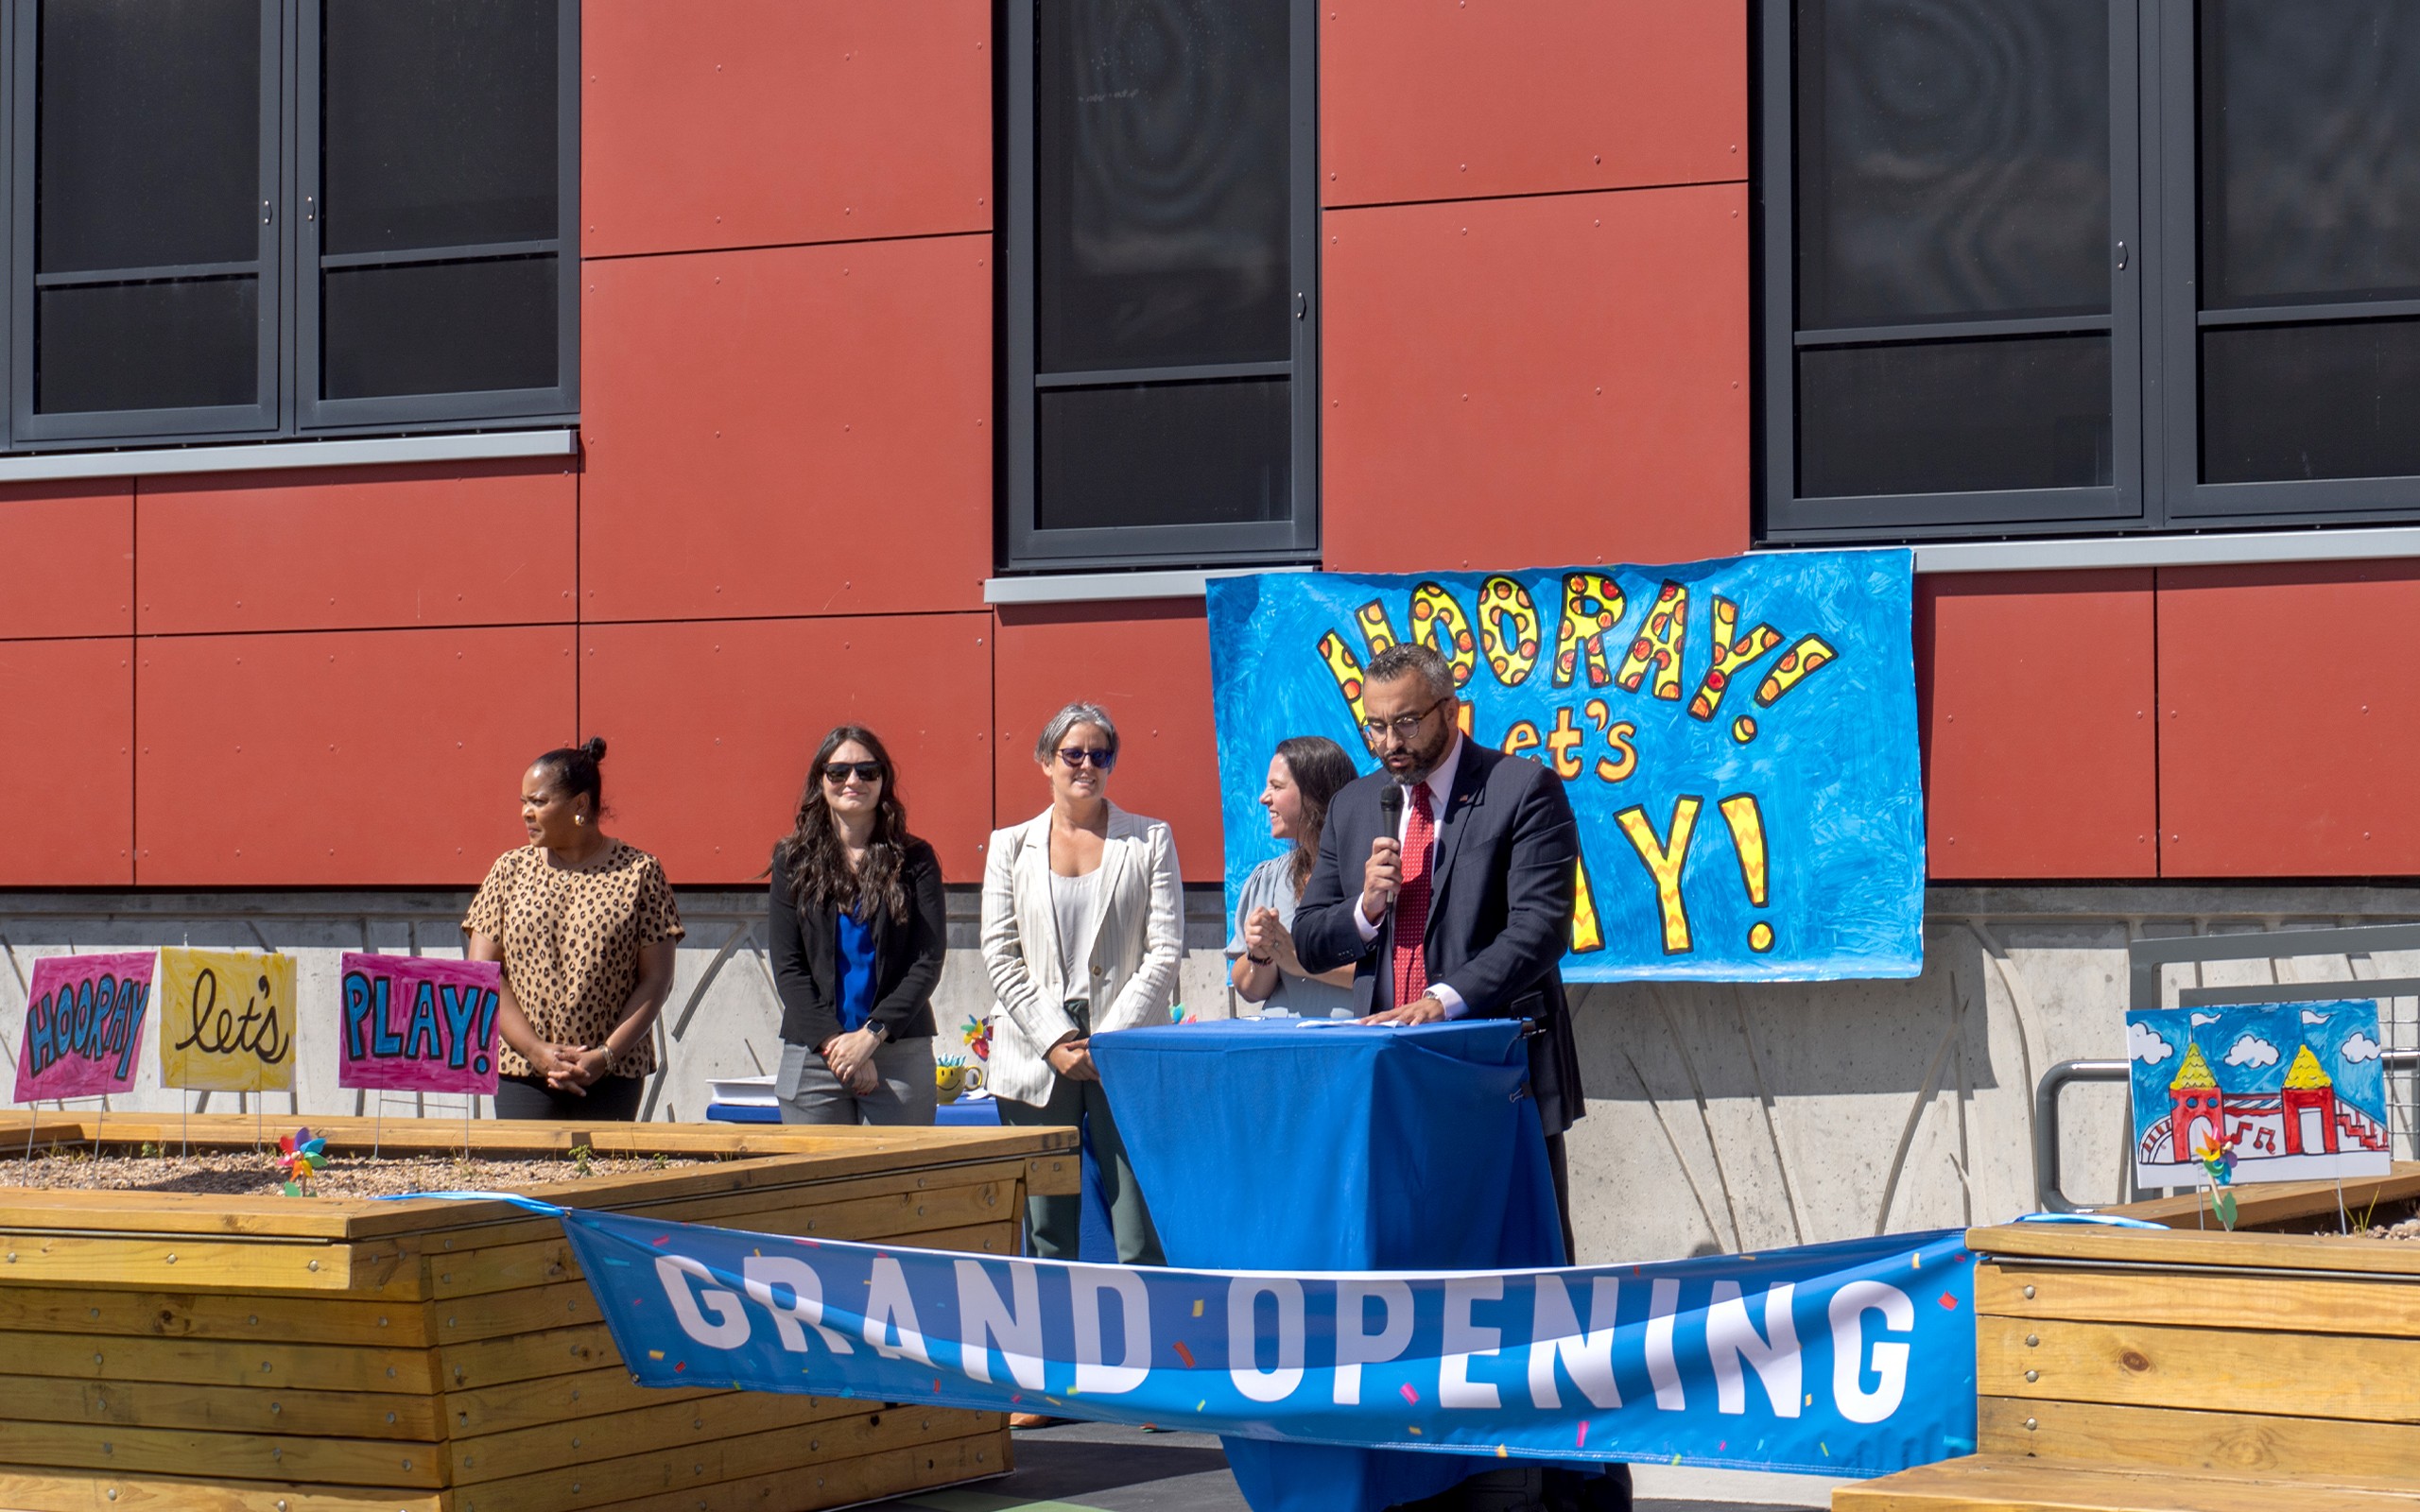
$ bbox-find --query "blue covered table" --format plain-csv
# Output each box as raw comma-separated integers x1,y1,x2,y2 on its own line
1091,1017,1564,1512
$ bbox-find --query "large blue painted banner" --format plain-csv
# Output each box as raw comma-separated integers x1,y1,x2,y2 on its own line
1204,551,1924,981
502,1196,1975,1479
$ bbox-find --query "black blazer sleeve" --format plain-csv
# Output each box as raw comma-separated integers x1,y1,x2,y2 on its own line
768,849,840,1051
1437,760,1580,1016
1292,784,1373,975
867,842,946,1041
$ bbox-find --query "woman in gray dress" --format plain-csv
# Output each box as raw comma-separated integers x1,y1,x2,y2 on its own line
1228,735,1360,1018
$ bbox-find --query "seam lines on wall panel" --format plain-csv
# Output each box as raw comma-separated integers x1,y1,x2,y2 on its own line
131,478,146,886
578,608,998,629
574,432,583,748
579,226,994,265
1321,176,1751,215
2152,567,2165,881
124,619,581,642
127,627,138,887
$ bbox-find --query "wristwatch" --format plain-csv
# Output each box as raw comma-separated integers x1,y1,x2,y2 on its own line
865,1020,890,1043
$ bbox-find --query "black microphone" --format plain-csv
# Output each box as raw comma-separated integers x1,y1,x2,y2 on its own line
1376,785,1405,1009
1377,782,1404,905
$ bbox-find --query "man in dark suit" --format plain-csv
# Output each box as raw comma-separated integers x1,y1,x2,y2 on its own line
1295,641,1622,1512
1295,638,1588,1239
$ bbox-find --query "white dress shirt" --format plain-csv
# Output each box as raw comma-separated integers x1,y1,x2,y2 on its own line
1353,730,1469,1017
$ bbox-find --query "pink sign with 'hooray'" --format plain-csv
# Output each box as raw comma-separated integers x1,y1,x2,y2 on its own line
337,954,505,1095
13,952,156,1102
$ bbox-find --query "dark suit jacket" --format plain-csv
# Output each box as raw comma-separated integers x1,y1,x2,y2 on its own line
768,839,945,1048
1294,739,1587,1135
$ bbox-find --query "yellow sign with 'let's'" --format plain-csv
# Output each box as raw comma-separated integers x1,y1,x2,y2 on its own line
156,947,296,1093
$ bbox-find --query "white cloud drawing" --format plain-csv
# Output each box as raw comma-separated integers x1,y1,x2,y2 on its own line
2342,1032,2382,1065
2225,1034,2279,1069
2302,1008,2334,1026
2130,1022,2174,1065
2190,1012,2221,1027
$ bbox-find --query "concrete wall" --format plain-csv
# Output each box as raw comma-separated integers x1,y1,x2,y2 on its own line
9,885,2418,1265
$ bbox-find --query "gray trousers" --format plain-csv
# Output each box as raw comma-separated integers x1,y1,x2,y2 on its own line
997,1069,1164,1266
776,1037,938,1126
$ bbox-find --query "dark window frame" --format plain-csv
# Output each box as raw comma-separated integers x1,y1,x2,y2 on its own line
1001,0,1322,573
1758,0,2420,543
10,0,285,443
292,0,579,435
2152,0,2420,526
2,0,576,455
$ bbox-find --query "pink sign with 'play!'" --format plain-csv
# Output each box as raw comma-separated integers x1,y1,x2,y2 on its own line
337,954,505,1094
13,952,156,1102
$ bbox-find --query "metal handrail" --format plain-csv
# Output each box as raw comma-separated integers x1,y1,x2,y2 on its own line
2032,1058,2127,1213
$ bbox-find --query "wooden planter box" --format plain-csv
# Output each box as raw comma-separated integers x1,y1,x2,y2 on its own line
0,1113,1080,1512
1837,1166,2420,1511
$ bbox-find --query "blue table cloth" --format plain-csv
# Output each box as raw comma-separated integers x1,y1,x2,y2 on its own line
702,1098,1002,1127
1092,1017,1564,1512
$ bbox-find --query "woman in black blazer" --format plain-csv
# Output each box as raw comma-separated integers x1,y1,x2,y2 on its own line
767,725,945,1125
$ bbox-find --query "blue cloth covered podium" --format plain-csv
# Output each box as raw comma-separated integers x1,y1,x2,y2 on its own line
1091,1017,1564,1512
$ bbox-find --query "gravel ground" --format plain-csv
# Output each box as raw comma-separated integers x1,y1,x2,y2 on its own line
0,1148,710,1197
2238,1194,2420,1240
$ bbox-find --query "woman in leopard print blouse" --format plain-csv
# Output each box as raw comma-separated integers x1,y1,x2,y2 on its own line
465,738,684,1121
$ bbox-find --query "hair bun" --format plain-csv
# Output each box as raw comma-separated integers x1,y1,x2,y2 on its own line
578,735,608,764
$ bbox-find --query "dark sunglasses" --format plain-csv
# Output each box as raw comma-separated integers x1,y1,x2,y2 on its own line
821,761,883,784
1057,747,1115,770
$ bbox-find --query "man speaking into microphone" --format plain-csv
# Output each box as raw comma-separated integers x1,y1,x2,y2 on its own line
1293,641,1589,1256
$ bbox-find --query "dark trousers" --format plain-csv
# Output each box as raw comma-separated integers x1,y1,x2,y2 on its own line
1546,1130,1576,1265
493,1073,646,1122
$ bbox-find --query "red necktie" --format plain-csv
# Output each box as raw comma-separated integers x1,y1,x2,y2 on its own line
1392,785,1434,1009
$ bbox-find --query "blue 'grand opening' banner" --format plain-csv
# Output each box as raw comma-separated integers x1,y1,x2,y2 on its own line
1205,550,1923,981
527,1199,1975,1479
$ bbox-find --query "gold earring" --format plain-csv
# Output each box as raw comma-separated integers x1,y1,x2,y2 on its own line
575,815,585,826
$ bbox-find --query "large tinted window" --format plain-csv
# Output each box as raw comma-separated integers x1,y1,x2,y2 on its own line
27,0,270,426
7,0,575,449
1795,0,2110,329
314,0,565,410
1764,0,2420,540
2190,1,2420,497
1006,0,1318,571
1035,0,1290,373
1777,0,2127,527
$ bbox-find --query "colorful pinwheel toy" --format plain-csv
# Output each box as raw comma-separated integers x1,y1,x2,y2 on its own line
2191,1131,2238,1230
277,1128,329,1197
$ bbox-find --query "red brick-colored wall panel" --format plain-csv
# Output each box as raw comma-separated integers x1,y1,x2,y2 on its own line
134,627,574,886
135,462,577,635
2158,562,2420,877
580,613,994,886
0,638,131,885
1322,0,1746,208
992,601,1224,883
1918,572,2157,879
583,0,992,258
580,235,992,623
1322,185,1751,573
0,483,131,639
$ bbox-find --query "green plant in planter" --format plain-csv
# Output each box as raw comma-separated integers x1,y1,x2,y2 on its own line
571,1143,595,1178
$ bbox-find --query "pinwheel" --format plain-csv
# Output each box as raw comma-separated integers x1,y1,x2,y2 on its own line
277,1127,330,1197
2192,1131,2238,1231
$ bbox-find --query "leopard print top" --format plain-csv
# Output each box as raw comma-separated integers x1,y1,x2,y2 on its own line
463,839,684,1079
